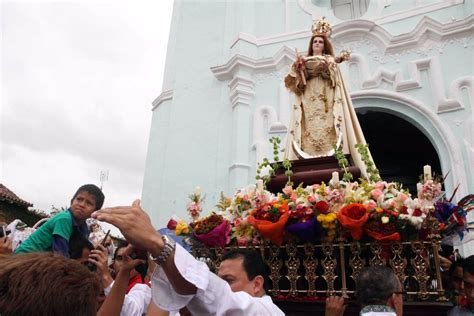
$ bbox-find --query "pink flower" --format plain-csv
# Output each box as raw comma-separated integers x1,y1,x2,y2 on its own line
242,194,250,202
237,236,248,247
308,195,316,203
283,186,293,195
397,192,408,202
374,182,385,190
371,189,383,200
234,218,242,227
366,200,377,211
290,193,298,202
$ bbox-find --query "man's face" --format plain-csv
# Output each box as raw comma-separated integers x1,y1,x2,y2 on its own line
218,257,259,296
463,271,474,308
71,191,97,222
113,247,137,279
451,266,464,294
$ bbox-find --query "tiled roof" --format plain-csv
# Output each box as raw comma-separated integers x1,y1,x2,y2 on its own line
0,184,33,207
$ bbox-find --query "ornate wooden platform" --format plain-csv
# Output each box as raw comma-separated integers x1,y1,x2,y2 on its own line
266,155,361,193
274,300,452,315
192,238,452,314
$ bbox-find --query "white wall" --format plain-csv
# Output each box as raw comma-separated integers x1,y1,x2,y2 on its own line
143,0,473,253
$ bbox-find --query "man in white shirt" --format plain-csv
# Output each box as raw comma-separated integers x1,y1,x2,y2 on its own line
92,200,284,316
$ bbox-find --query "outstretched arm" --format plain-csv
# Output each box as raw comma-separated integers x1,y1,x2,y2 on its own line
97,251,145,316
335,50,351,64
92,200,197,296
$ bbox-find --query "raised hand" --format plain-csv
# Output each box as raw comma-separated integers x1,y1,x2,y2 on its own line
119,245,146,273
89,245,111,277
325,296,347,316
91,200,163,255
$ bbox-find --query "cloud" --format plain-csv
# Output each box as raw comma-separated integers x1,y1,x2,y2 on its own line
1,1,173,216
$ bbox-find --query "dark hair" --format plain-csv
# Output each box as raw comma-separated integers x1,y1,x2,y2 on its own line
449,258,465,277
69,235,94,260
0,253,101,316
356,266,400,306
71,184,105,211
307,34,335,57
113,239,129,260
463,255,474,275
221,249,270,292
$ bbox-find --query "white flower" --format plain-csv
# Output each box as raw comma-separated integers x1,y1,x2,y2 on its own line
381,216,390,224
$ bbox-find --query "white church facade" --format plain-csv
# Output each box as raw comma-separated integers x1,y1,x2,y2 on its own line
142,0,473,252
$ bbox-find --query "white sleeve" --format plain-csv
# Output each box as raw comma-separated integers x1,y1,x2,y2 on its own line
151,244,284,316
119,284,151,316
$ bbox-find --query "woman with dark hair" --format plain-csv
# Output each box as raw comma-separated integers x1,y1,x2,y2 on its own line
284,18,375,178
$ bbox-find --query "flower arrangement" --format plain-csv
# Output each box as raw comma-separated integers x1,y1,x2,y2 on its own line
187,186,204,222
191,213,231,247
166,165,471,247
247,201,289,245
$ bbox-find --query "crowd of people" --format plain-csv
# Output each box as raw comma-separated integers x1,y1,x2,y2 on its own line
1,183,473,316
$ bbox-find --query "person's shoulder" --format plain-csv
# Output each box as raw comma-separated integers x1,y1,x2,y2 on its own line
130,283,151,292
448,305,473,316
48,211,73,226
257,295,285,315
51,211,72,221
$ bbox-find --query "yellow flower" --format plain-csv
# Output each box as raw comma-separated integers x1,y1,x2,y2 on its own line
317,212,337,224
175,220,190,235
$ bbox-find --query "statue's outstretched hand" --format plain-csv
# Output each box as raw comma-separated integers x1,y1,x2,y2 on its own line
338,50,351,62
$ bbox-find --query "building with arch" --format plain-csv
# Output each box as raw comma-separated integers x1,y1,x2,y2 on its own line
143,0,473,254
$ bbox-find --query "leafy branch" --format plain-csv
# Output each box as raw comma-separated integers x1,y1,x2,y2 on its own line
355,143,381,183
256,137,293,187
333,146,353,182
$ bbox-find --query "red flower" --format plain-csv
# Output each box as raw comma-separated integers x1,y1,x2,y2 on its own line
412,209,423,217
364,220,400,242
400,206,408,215
167,219,177,230
315,201,330,214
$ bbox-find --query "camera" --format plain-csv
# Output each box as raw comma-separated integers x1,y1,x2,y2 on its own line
130,249,148,278
0,225,10,238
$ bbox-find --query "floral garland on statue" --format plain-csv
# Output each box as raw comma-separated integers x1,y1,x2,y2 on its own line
170,166,471,248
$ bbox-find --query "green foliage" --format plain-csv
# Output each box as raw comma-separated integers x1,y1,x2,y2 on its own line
355,143,381,183
256,137,294,187
334,146,353,182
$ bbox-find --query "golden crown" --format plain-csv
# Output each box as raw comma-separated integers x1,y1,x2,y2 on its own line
312,17,332,37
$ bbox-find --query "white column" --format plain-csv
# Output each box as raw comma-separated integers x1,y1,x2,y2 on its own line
228,75,255,191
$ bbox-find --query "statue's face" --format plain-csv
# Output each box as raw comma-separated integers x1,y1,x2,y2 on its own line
312,36,324,55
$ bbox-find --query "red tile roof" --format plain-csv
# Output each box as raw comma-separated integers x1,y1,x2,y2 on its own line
0,184,33,207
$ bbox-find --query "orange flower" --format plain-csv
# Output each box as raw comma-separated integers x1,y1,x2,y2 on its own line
248,203,289,245
337,203,369,240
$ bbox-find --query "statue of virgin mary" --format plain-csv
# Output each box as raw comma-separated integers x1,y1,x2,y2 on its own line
283,17,375,179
